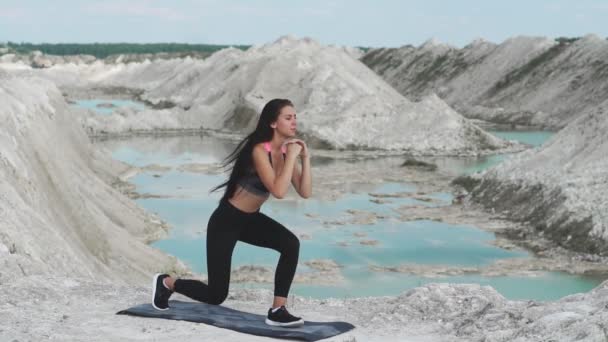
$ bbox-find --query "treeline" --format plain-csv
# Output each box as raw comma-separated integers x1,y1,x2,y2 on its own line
555,37,581,44
2,42,250,58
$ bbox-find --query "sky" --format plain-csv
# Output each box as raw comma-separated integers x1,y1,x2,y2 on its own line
1,0,607,48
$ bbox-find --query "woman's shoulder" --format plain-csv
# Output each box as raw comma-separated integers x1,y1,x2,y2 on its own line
253,142,271,152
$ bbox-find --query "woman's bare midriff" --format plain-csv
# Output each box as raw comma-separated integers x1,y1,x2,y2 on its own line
228,147,285,213
228,185,269,213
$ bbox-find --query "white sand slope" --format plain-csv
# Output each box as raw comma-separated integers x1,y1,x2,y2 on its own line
4,36,516,156
363,35,608,129
0,72,186,285
470,102,608,254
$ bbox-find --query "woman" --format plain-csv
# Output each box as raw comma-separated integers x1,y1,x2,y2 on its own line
151,99,312,327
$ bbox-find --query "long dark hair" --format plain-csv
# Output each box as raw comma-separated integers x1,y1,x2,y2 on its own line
211,98,294,202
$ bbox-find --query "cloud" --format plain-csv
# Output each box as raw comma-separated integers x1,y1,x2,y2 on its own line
220,3,333,18
547,2,608,13
591,3,608,11
456,16,470,25
0,7,26,19
83,1,191,21
544,3,564,12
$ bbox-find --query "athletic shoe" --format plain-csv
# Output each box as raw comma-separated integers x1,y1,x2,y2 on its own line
265,306,304,327
152,273,173,310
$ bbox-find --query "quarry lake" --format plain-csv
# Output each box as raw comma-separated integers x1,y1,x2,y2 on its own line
92,129,603,301
79,100,602,301
73,99,146,114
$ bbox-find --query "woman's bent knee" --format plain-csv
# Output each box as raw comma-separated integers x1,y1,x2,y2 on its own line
290,235,300,251
207,292,228,305
282,235,300,255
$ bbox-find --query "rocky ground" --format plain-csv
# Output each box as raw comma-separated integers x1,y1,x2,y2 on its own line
3,275,608,341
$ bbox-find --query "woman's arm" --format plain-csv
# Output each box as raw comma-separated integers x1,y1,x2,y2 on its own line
295,155,312,198
253,143,301,199
290,140,312,198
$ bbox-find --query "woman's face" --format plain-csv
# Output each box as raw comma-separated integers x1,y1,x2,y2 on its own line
272,105,297,138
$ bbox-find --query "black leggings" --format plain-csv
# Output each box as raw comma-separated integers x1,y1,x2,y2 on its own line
174,199,300,305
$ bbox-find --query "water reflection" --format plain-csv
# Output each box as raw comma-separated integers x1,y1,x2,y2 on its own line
91,132,603,301
72,99,146,114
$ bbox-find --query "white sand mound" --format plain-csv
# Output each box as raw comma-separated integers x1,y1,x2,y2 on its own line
471,103,608,254
0,72,185,285
364,35,608,129
4,36,516,156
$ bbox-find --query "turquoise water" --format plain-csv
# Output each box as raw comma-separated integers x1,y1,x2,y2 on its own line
461,154,508,174
73,99,145,114
251,272,601,301
147,196,521,270
490,130,554,147
113,147,219,167
457,130,555,175
94,134,603,301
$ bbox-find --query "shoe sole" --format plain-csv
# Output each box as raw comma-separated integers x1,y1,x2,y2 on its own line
264,318,305,327
151,273,169,311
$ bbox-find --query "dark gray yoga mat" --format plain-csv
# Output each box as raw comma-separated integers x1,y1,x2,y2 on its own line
117,300,355,341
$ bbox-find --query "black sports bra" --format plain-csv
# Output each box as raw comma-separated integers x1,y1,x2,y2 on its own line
238,144,286,197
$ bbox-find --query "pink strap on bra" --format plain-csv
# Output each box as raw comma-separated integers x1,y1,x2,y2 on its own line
264,142,287,154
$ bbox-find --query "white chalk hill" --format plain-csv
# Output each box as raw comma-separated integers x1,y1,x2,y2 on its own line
79,36,513,155
0,72,184,284
474,101,608,252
